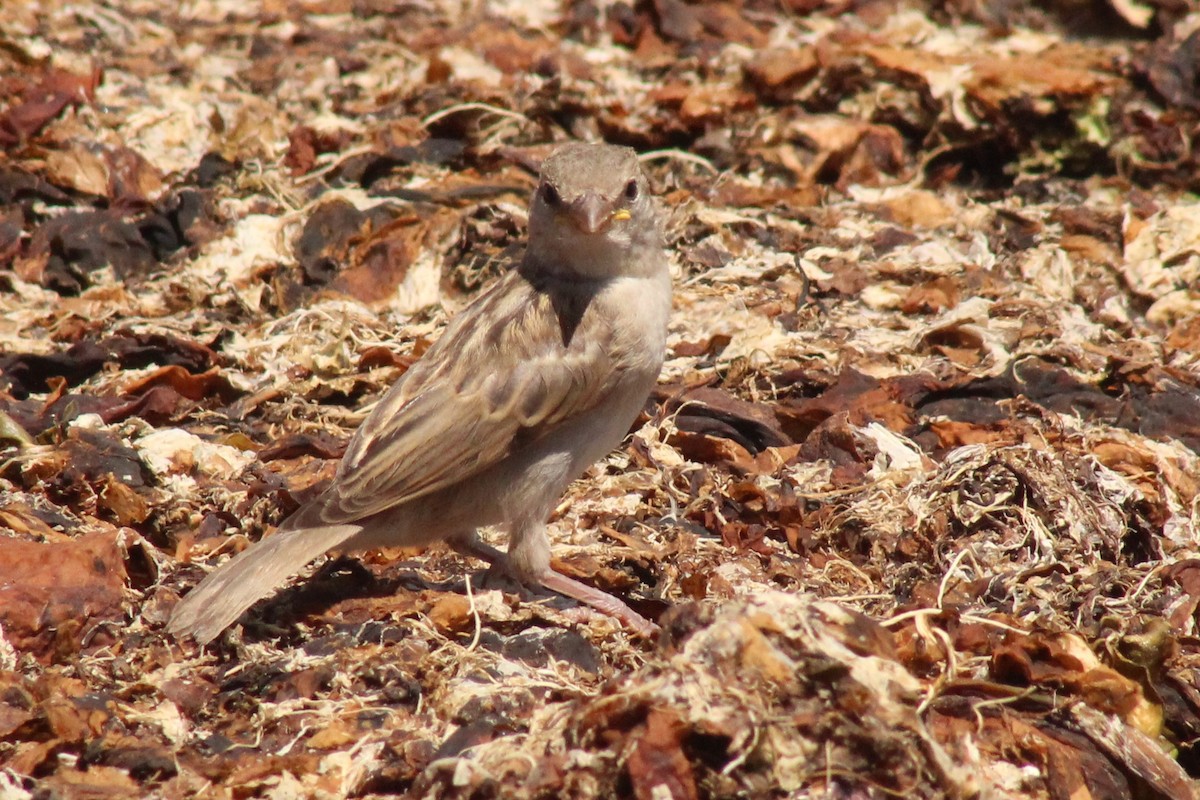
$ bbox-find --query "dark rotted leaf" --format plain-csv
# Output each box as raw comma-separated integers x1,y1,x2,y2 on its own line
1116,109,1196,189
669,428,758,472
138,189,214,260
797,415,871,484
191,151,236,187
58,427,147,487
450,202,525,293
923,137,1018,190
284,124,354,177
912,407,1007,454
181,748,322,789
387,138,468,167
0,672,35,739
158,674,219,716
95,471,150,526
1142,28,1200,111
990,631,1148,725
26,210,156,294
258,432,346,462
285,126,318,176
2,427,143,504
0,340,111,398
824,124,908,189
774,369,915,443
1051,205,1123,245
0,166,73,207
916,319,993,369
715,519,772,553
99,385,191,426
81,740,178,782
0,332,220,399
270,665,336,702
1,93,73,146
496,629,602,673
106,330,222,373
432,716,507,761
357,345,414,371
656,600,718,647
913,361,1104,444
672,415,767,453
295,197,368,284
41,141,163,202
651,0,765,48
1115,371,1200,454
1157,673,1200,771
870,226,919,255
1166,316,1200,356
0,208,22,268
451,683,539,732
329,208,457,307
0,495,77,536
367,175,525,205
598,1,646,48
989,209,1042,254
122,365,241,404
681,241,732,270
337,139,468,189
661,386,789,454
325,151,384,188
28,392,139,435
914,358,1200,455
0,500,61,539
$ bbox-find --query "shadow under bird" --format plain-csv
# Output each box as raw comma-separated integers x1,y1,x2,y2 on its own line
167,142,671,644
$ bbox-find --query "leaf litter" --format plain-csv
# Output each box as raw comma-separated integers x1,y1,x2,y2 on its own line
1,1,1200,798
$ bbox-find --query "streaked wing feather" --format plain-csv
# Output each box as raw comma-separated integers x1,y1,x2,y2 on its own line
324,385,520,521
315,289,616,524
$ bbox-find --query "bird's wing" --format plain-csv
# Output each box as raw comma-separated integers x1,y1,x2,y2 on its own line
313,273,621,524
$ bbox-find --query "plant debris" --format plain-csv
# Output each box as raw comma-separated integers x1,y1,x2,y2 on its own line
2,1,1199,798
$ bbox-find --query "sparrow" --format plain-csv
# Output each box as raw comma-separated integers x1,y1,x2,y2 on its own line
167,142,671,644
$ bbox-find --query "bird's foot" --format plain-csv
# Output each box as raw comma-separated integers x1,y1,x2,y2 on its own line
537,568,659,638
447,534,658,637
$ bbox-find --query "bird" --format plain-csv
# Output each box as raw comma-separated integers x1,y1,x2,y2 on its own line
167,142,672,644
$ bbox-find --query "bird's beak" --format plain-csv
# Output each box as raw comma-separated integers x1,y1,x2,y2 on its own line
567,193,617,234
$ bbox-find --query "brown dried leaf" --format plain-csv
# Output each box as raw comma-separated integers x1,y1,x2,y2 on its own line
122,365,240,404
744,47,819,93
0,531,129,661
0,66,101,147
628,708,698,800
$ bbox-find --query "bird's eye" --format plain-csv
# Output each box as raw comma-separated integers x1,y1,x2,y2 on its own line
624,179,639,201
541,183,561,206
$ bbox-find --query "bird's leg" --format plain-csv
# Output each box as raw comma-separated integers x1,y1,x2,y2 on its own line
535,569,660,638
447,529,508,567
448,527,659,637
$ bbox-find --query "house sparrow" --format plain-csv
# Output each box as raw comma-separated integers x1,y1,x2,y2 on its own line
168,142,671,644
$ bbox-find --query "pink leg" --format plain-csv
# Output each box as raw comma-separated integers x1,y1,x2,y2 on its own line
536,569,659,638
448,531,659,638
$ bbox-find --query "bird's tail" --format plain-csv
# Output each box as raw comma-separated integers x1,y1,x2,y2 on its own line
166,512,360,645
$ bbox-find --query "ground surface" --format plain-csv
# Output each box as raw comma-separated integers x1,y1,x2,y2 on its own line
1,1,1200,798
